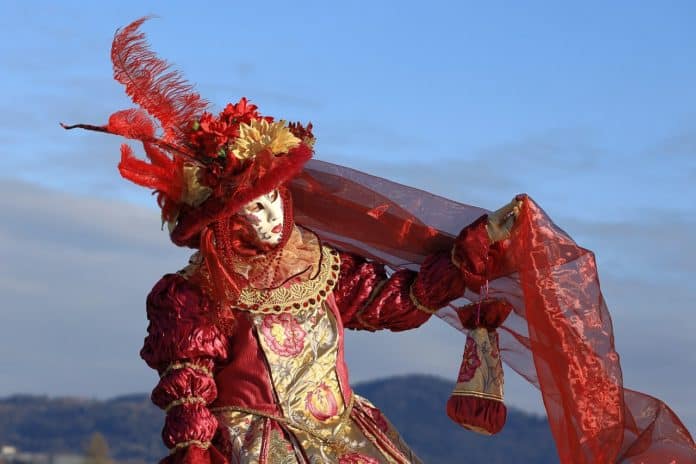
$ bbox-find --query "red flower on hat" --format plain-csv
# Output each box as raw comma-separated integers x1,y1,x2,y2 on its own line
220,97,263,125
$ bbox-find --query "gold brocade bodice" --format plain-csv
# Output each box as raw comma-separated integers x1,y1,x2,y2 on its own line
215,245,409,462
236,246,351,432
193,236,416,462
252,301,350,429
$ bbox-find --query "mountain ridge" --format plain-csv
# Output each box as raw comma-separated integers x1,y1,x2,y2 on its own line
0,374,558,463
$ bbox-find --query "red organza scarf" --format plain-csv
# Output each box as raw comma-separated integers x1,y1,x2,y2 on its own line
290,159,696,464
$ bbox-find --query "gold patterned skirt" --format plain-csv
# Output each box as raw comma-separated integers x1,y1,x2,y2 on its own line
213,395,423,464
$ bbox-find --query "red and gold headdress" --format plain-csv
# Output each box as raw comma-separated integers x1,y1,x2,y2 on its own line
62,16,315,248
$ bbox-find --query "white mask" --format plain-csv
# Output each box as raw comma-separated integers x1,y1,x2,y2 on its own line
239,189,284,246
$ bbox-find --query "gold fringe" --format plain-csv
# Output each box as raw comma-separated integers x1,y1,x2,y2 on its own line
165,396,207,413
170,439,211,453
160,362,214,379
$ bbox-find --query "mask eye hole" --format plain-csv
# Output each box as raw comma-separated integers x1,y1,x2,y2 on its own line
268,189,279,202
246,202,263,213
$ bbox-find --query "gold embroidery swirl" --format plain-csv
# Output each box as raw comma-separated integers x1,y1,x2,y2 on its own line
235,246,341,314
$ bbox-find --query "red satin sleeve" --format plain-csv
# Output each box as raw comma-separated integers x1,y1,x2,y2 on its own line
140,273,230,464
334,213,497,331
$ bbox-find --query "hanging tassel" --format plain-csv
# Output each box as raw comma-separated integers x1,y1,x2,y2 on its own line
446,298,513,435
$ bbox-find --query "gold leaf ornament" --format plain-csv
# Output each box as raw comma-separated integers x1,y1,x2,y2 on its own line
182,164,213,207
230,119,301,160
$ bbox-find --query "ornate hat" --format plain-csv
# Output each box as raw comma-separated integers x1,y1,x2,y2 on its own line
62,17,315,248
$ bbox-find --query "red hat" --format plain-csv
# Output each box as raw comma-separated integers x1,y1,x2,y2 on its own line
62,16,315,248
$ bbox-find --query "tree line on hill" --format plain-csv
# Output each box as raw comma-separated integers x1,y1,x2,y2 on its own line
0,375,558,464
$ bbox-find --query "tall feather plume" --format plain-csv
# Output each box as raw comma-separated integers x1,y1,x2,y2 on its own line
107,109,155,140
118,144,183,204
111,17,209,143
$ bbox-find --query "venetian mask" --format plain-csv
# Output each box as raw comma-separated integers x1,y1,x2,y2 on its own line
239,189,284,246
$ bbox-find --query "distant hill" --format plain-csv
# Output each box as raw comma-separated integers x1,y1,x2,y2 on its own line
0,375,558,463
354,375,557,464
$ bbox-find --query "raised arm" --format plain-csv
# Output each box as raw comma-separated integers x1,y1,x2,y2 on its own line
334,213,503,331
140,273,230,464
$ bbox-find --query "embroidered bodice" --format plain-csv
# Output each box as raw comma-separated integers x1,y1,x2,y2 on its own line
139,216,495,463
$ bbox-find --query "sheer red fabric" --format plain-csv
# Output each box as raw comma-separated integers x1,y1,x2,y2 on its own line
289,159,696,463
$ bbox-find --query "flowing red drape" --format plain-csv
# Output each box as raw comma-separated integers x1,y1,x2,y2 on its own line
290,159,696,463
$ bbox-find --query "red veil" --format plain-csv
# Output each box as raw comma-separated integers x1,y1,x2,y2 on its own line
290,159,696,464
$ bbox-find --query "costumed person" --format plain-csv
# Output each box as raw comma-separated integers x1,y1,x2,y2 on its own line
63,17,696,464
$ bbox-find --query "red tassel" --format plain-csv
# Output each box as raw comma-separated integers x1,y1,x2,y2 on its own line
446,394,507,435
447,299,512,435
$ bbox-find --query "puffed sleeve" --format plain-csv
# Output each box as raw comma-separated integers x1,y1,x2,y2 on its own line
334,214,501,331
140,273,230,464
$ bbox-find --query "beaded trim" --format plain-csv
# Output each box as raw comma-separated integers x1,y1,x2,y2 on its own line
160,362,213,379
235,245,341,314
170,439,211,453
408,285,440,314
165,396,207,413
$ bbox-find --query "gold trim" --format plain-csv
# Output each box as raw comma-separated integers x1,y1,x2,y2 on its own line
408,285,440,314
463,424,493,435
165,396,207,413
212,395,355,451
236,245,340,314
352,279,388,330
450,245,463,270
170,439,211,453
451,388,504,402
354,310,380,331
160,362,213,379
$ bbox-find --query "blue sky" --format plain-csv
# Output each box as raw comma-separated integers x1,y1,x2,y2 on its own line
1,1,695,433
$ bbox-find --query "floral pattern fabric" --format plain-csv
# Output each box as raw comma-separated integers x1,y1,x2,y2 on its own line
261,313,307,357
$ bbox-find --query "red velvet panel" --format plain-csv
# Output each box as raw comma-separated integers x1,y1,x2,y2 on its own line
210,312,280,415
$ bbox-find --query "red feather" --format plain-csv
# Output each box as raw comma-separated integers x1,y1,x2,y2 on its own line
107,109,155,139
111,17,209,142
118,144,183,202
143,137,176,169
